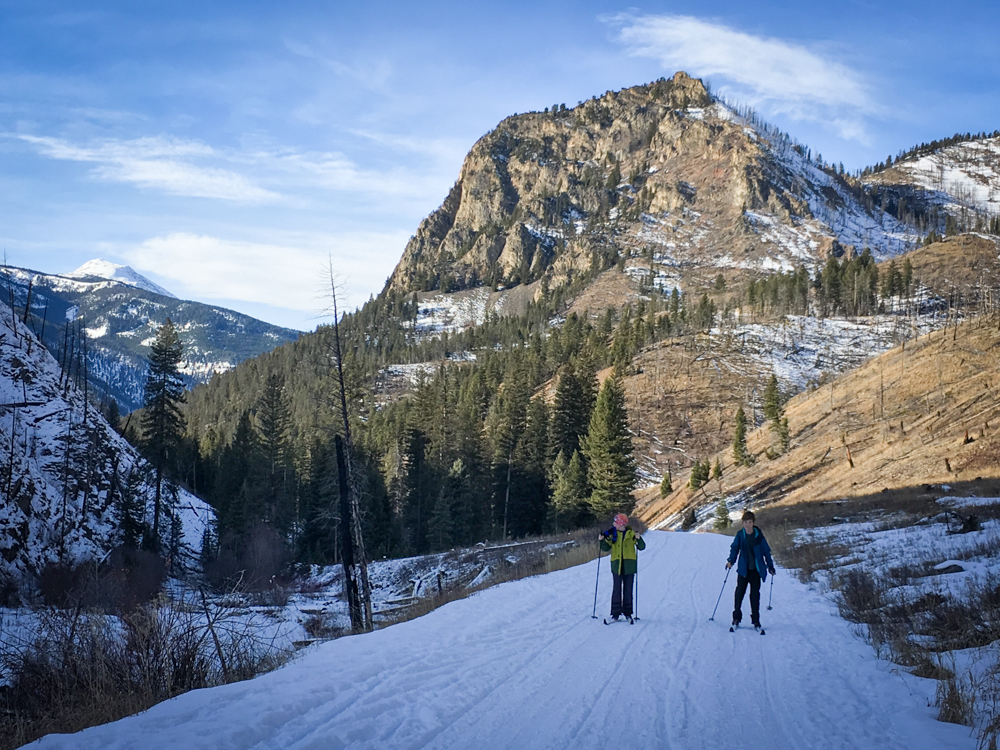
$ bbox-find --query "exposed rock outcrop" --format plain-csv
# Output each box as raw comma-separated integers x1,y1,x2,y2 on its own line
386,72,914,301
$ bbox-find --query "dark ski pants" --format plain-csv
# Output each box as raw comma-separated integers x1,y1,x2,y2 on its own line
733,569,762,626
611,572,634,617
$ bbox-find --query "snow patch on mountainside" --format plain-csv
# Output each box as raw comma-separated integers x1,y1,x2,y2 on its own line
0,302,212,591
69,259,176,298
887,137,1000,216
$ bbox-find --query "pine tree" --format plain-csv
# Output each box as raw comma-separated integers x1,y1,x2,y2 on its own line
763,375,789,457
581,372,636,519
487,360,531,538
256,372,293,531
682,507,698,530
713,499,731,531
428,459,463,550
140,318,186,551
688,459,709,489
117,463,149,549
763,375,780,424
732,405,753,467
659,469,673,497
779,417,791,454
509,397,549,537
711,458,723,484
550,449,589,530
550,363,588,461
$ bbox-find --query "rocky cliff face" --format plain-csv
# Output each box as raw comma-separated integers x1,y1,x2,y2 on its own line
386,72,915,301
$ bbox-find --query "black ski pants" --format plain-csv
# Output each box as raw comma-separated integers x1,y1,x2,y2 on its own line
611,572,634,617
733,569,762,626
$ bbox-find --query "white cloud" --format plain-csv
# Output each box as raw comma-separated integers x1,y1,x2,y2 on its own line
16,134,280,203
119,230,410,316
13,133,449,204
283,38,393,91
609,14,880,142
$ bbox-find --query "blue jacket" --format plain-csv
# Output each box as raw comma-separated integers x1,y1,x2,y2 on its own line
728,527,775,582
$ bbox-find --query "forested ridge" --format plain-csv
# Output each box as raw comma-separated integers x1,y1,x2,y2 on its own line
162,238,951,581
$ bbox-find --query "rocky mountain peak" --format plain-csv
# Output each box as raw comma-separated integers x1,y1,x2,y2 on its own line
384,72,912,305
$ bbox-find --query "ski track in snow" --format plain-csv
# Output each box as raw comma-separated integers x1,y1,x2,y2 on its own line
34,533,974,750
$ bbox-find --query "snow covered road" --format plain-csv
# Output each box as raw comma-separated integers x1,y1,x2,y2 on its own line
35,532,975,749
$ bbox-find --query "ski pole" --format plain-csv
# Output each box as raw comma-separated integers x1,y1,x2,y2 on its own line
633,567,640,622
591,539,603,619
767,573,774,611
709,566,732,621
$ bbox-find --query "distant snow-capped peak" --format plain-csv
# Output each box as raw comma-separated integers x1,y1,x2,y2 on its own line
69,259,176,298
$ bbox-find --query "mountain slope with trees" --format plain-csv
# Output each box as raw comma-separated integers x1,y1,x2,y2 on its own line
1,264,300,412
0,301,211,597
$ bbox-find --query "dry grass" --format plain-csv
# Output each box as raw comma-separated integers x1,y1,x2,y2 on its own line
892,235,1000,299
639,312,1000,529
0,600,289,750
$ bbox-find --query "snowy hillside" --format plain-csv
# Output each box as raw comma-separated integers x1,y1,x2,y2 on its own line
1,264,299,411
30,532,974,750
69,258,177,298
880,137,1000,217
0,301,212,592
629,101,918,272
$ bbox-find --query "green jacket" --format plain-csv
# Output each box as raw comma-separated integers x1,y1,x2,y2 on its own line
600,526,646,575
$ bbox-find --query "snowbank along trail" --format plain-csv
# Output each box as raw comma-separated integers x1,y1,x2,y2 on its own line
34,532,975,750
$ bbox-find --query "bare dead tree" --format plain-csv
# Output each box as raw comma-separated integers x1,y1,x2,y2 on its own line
325,261,373,633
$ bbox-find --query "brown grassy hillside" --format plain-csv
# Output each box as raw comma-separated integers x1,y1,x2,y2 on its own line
638,313,1000,527
881,234,1000,299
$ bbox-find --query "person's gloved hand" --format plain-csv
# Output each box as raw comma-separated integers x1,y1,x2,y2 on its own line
768,566,776,576
725,562,732,570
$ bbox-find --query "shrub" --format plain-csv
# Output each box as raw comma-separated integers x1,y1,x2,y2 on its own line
836,569,885,624
0,600,288,749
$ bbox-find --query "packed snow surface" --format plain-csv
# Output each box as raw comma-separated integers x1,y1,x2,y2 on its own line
34,533,973,750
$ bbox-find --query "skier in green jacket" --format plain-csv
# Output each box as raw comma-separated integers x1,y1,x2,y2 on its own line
599,513,646,622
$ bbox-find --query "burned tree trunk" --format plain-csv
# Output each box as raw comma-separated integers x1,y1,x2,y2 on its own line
328,263,374,632
335,434,364,632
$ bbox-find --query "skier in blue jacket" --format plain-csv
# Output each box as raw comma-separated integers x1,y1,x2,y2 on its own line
726,510,775,631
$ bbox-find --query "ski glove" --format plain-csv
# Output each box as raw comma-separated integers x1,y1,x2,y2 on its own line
768,567,776,575
725,562,732,570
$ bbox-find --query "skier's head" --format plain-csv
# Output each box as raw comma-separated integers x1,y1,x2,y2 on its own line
613,513,628,530
742,510,755,533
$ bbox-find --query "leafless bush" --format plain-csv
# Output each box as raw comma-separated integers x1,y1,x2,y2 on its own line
784,539,850,583
302,614,347,640
0,600,289,749
37,550,167,614
835,569,886,624
205,524,289,594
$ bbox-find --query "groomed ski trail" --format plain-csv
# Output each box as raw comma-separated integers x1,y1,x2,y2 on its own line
33,532,975,750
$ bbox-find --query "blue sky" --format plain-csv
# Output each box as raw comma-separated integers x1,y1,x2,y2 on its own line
2,0,999,331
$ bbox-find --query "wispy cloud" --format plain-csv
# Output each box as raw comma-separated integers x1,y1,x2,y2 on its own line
16,134,281,202
13,133,449,204
348,128,469,163
608,14,880,142
119,230,410,315
283,38,393,91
